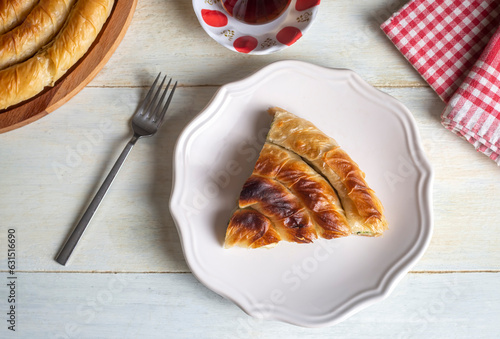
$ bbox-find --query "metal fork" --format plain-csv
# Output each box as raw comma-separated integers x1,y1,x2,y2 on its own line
55,73,177,266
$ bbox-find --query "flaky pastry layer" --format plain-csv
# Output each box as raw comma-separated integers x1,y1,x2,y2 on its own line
267,107,388,236
0,0,77,70
225,143,351,248
0,0,114,110
0,0,39,35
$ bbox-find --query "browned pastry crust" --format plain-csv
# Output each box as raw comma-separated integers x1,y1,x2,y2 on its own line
224,143,351,248
239,174,318,243
0,0,77,70
253,143,350,239
0,0,114,110
225,209,282,249
267,107,388,236
0,0,39,35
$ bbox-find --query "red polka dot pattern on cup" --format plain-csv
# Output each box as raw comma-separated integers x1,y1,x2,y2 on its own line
276,26,302,46
295,0,320,11
194,0,320,54
201,9,228,27
233,36,258,53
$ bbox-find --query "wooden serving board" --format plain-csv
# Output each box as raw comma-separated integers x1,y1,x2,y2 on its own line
0,0,138,133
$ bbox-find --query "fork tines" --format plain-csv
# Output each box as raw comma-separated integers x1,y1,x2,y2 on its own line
139,73,177,124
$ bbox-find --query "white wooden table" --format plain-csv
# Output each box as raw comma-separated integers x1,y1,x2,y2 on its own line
1,0,499,337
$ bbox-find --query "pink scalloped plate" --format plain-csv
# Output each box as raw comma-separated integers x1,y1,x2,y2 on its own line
193,0,320,54
170,61,434,327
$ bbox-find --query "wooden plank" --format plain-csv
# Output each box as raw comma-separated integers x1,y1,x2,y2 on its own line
1,272,498,337
88,0,427,88
0,86,498,273
0,86,217,273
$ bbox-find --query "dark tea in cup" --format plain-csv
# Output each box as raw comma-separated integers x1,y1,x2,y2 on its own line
222,0,291,25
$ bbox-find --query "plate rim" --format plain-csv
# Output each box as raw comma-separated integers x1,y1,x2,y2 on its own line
170,60,434,327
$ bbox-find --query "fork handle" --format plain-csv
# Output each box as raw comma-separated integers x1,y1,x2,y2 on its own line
55,134,140,266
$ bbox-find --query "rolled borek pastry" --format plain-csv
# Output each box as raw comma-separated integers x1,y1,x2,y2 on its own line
0,0,39,35
0,0,114,110
0,0,77,70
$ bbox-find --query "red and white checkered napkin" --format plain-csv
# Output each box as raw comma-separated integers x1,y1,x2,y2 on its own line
442,26,500,164
381,0,500,164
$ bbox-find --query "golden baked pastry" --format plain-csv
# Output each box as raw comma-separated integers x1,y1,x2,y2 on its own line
225,107,388,249
0,0,114,110
267,107,388,236
0,0,77,70
224,143,351,249
0,0,39,35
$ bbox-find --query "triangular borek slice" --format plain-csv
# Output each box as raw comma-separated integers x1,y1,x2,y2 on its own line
253,143,350,239
224,143,350,248
267,107,388,236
